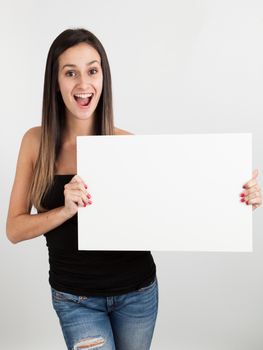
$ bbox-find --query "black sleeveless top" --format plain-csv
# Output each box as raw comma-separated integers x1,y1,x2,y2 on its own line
40,175,156,296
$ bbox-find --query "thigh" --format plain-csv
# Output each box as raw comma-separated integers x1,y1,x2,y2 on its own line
110,277,159,350
51,287,115,350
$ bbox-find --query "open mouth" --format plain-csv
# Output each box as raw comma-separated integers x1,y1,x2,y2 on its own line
73,93,94,107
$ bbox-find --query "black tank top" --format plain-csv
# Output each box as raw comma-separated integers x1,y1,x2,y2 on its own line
40,175,156,296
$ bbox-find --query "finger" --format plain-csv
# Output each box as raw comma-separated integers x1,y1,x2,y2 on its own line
245,191,261,201
241,184,261,197
252,168,259,179
70,189,92,206
66,193,86,207
65,182,88,195
70,174,88,189
245,196,262,205
68,192,92,207
243,169,259,189
65,187,89,199
80,191,93,206
243,178,258,190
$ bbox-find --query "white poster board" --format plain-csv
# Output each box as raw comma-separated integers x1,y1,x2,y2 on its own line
77,134,252,251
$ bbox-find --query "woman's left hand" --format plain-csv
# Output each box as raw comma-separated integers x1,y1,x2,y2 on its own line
240,169,262,211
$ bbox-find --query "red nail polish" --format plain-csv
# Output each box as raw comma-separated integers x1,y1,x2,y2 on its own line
84,185,88,189
243,185,246,189
240,198,245,202
240,193,245,197
246,201,249,205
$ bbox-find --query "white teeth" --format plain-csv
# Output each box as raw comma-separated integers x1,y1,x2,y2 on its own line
74,93,93,98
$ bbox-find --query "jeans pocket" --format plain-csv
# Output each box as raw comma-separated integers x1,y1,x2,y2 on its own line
51,287,80,304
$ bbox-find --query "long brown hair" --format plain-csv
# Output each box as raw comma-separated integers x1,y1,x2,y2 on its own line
28,28,114,212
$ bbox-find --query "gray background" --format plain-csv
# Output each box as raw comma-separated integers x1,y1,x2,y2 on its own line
1,0,263,349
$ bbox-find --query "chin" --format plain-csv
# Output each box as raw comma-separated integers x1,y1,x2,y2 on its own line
75,112,94,120
66,106,95,120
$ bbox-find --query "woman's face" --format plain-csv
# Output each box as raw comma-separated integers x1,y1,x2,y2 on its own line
57,42,103,121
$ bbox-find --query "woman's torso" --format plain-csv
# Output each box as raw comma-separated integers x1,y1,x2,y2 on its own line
34,127,156,296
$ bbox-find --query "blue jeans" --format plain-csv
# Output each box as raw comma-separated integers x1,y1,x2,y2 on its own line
51,277,159,350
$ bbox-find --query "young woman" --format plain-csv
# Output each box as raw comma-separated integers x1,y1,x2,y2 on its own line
6,28,262,350
6,28,158,350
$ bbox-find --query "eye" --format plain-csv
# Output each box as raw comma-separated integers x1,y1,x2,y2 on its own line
65,70,76,77
89,68,98,75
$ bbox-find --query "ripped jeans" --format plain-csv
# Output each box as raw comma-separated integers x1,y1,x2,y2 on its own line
51,277,159,350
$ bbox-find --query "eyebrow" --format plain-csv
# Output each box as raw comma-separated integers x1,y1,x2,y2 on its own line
61,60,101,70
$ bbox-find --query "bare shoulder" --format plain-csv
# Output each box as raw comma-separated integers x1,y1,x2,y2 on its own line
22,126,41,167
114,127,134,135
24,126,41,140
6,126,41,223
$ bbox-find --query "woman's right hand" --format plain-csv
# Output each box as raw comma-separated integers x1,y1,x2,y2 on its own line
62,175,92,219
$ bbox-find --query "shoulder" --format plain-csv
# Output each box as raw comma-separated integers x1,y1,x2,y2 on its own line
114,127,134,135
22,126,41,148
24,126,41,142
23,126,41,140
21,126,41,167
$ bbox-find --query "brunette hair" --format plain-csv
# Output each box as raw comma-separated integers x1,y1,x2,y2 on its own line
28,28,114,212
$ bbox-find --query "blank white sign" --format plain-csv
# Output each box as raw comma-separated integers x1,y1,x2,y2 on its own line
77,134,252,251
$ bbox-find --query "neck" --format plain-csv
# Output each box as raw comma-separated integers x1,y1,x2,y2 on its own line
63,113,96,145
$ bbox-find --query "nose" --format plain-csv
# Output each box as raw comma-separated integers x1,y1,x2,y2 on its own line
77,73,91,88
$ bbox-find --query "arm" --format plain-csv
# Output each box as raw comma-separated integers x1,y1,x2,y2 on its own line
6,207,70,244
6,127,133,244
6,128,72,244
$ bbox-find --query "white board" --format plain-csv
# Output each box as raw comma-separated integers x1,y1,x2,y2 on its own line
77,133,252,251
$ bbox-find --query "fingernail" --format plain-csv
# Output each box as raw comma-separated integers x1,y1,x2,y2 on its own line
242,185,246,189
240,193,245,197
87,194,91,198
246,201,249,205
84,203,87,207
240,198,245,202
84,185,88,189
88,200,92,204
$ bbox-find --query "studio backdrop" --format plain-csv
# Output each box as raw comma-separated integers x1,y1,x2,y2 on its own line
1,0,263,349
